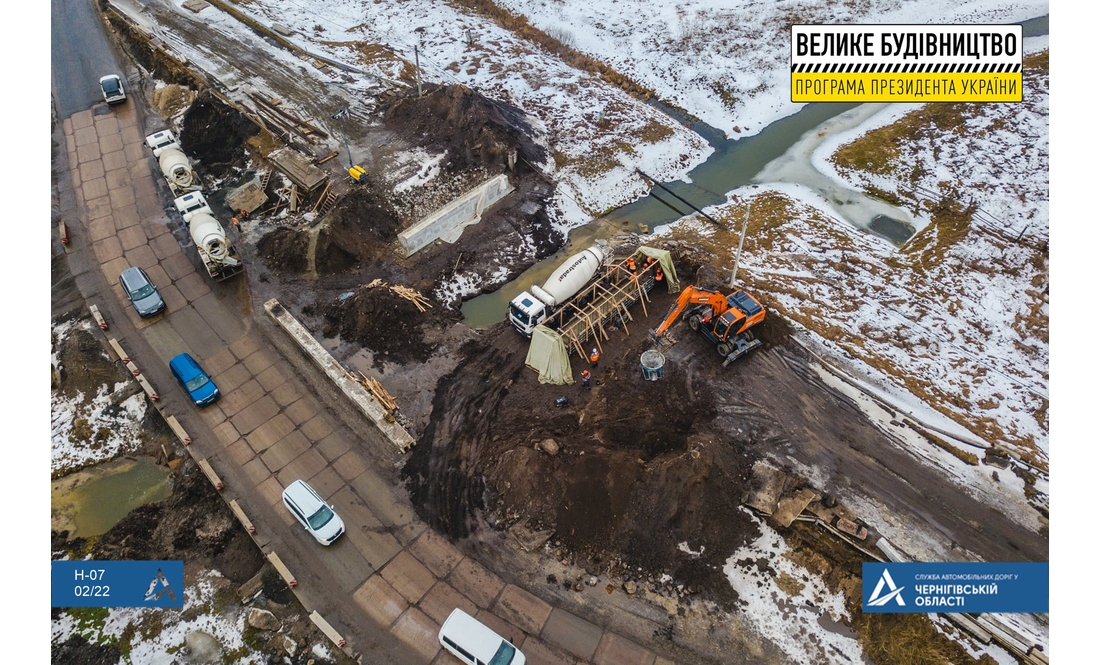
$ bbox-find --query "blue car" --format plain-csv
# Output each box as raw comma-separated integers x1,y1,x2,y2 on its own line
169,353,221,407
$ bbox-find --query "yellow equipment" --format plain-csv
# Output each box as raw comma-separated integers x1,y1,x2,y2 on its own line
348,165,368,183
651,285,766,363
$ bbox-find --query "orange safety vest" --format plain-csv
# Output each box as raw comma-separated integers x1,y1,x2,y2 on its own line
626,258,636,272
589,350,600,363
655,267,664,281
582,370,591,381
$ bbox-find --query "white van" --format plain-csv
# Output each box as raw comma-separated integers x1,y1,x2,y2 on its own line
438,608,526,665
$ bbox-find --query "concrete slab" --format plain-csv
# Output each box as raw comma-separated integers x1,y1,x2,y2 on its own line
332,450,369,481
136,192,165,219
197,403,228,428
260,430,311,469
307,466,345,501
88,217,116,243
592,633,656,665
214,363,252,393
78,158,106,184
117,224,149,254
93,114,119,136
256,476,285,506
418,581,479,626
520,637,579,665
390,608,442,663
381,551,438,604
277,447,328,484
494,584,553,635
125,141,146,162
102,148,128,173
160,285,187,313
203,348,238,376
225,439,254,466
214,420,242,448
109,185,137,209
270,147,329,193
317,431,353,462
772,488,819,528
77,142,101,164
284,394,320,425
300,414,334,441
321,540,376,595
233,395,281,435
349,469,420,536
409,529,464,579
176,272,212,302
74,125,98,147
93,237,124,263
70,111,94,131
99,133,124,154
352,575,408,629
84,190,111,216
101,258,131,285
142,214,174,240
245,413,294,452
230,334,263,360
150,233,181,260
105,166,131,192
256,364,289,392
162,252,195,281
448,558,505,609
540,608,603,661
125,245,158,271
654,657,677,665
143,265,172,292
744,461,787,515
242,457,273,486
243,349,277,375
270,382,301,408
194,293,248,345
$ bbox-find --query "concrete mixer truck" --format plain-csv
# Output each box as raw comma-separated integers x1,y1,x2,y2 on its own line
146,130,202,195
508,245,606,336
174,192,243,281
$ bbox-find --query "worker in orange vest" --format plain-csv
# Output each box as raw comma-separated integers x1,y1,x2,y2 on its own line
589,348,600,368
581,369,591,389
626,257,637,275
655,266,664,283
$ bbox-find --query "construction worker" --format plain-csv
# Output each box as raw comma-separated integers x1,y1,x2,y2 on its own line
643,256,656,270
625,257,637,275
589,348,600,368
581,369,591,390
655,266,664,283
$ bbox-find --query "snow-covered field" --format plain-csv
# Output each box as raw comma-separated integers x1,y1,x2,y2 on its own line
51,319,147,475
494,0,1047,138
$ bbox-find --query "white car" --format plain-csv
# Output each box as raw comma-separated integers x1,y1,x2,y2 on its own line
438,609,526,665
99,74,126,105
281,480,345,545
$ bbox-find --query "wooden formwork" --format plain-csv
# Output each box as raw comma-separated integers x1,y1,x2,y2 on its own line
552,257,659,357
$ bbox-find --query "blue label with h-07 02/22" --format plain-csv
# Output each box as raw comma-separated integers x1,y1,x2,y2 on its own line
52,560,184,608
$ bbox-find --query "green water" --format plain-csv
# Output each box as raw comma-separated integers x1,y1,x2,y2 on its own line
52,457,173,539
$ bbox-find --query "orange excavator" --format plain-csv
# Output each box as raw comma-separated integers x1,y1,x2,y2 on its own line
651,285,766,364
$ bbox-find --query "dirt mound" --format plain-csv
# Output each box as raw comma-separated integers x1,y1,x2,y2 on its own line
321,286,452,366
256,228,310,274
403,274,762,597
52,634,121,665
54,325,130,399
87,462,263,583
384,84,546,173
150,83,196,119
180,91,258,172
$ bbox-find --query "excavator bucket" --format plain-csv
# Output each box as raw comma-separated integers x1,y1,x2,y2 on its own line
721,336,762,366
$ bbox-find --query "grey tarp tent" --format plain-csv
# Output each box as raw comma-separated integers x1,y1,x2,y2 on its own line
525,325,574,385
638,246,680,293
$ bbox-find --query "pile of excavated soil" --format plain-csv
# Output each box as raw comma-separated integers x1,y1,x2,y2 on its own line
54,325,130,399
179,91,258,175
73,461,264,584
151,83,196,119
319,286,458,367
384,84,546,173
403,264,772,601
256,227,310,274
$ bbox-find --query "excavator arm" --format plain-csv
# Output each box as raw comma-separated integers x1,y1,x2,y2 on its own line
652,286,728,338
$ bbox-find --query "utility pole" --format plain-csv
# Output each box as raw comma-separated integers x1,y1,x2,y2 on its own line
730,202,750,289
414,45,422,98
331,108,351,168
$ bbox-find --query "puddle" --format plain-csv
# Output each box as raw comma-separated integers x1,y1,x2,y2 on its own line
52,456,173,539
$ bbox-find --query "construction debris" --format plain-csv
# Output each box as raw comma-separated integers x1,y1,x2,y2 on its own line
366,279,433,312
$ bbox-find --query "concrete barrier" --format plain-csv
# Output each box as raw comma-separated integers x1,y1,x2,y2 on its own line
197,458,225,490
398,174,512,256
309,610,347,649
267,551,297,587
108,338,129,363
229,499,256,534
264,299,415,452
89,305,108,330
165,415,192,445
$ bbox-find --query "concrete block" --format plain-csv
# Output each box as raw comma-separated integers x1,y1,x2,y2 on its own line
165,415,192,444
267,551,297,587
399,174,512,256
309,610,346,649
198,458,225,490
228,499,256,534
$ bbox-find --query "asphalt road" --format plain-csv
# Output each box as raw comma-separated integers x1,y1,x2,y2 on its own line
52,0,125,118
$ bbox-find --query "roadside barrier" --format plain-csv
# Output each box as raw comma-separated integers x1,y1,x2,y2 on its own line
165,415,192,445
228,499,256,534
197,458,225,490
89,305,108,330
59,220,69,245
309,611,347,649
266,552,297,588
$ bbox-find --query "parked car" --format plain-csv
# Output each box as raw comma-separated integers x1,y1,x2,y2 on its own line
281,480,345,546
118,266,166,317
168,353,220,407
99,74,126,105
438,609,526,665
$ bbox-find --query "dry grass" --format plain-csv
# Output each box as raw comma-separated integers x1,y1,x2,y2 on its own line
905,421,980,466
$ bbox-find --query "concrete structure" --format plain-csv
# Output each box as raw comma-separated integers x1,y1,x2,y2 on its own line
398,174,512,256
270,148,328,193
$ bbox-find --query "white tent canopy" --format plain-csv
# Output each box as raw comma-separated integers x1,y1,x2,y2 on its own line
525,325,573,385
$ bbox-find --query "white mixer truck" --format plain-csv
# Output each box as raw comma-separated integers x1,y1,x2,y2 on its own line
174,192,242,281
146,130,201,195
508,245,606,336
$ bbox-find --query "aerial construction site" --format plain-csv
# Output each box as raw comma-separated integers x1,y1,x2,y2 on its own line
49,0,1050,663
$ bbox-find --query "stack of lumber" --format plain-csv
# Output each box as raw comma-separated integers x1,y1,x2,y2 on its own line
365,280,433,312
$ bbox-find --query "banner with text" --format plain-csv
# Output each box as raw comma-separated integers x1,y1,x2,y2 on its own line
792,25,1023,102
52,560,185,608
862,562,1048,613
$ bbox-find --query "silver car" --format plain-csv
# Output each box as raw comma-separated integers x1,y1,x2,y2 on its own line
119,266,166,317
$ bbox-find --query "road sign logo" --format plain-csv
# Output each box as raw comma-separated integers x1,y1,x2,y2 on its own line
867,568,906,607
143,568,178,603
